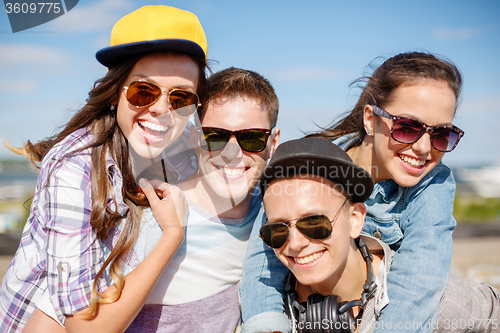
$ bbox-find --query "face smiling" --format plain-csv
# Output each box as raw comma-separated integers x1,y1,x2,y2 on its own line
364,79,456,187
263,175,365,295
116,53,199,159
196,96,280,210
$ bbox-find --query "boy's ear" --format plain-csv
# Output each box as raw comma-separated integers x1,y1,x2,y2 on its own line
349,202,366,239
268,127,280,158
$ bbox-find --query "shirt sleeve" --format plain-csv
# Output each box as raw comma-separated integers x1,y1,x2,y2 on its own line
240,210,291,333
42,154,105,323
375,165,456,332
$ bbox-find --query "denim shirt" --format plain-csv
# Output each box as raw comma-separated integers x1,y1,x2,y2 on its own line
240,134,456,333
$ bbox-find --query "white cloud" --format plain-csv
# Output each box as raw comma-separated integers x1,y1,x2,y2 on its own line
0,80,37,93
49,0,134,32
0,43,68,69
433,27,481,41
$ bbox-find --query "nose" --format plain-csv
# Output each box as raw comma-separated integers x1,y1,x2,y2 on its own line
220,135,243,161
287,225,310,253
412,131,432,155
148,93,171,116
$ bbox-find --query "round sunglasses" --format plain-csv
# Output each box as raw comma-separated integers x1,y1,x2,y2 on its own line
259,200,348,249
123,80,201,117
200,127,272,153
371,105,464,153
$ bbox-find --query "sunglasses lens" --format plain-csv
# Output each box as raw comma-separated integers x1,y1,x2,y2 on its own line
260,224,289,249
126,81,161,107
260,215,332,249
296,215,332,239
392,118,425,143
201,128,229,151
238,130,269,152
200,128,270,152
169,90,199,116
431,128,457,152
392,116,461,152
126,82,198,116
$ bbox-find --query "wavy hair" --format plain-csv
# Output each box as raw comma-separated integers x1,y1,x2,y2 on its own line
9,51,208,319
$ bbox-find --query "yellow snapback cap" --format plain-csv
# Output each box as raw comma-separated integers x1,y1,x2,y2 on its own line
96,5,207,67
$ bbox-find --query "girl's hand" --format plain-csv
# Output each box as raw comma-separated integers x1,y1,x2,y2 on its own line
138,178,188,232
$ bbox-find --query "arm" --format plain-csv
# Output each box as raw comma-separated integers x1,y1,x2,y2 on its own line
63,179,187,333
240,208,291,333
38,152,186,333
374,165,456,332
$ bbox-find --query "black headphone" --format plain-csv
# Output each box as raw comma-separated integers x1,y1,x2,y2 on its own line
284,237,377,333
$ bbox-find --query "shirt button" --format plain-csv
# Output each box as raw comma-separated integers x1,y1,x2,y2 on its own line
374,229,382,239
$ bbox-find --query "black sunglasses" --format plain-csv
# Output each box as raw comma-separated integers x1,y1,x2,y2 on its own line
124,80,200,117
371,105,464,153
259,200,347,249
200,127,272,153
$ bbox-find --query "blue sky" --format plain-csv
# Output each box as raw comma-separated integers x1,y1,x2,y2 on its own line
1,0,499,167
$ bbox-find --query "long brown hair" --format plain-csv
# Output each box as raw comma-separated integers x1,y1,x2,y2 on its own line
307,52,462,147
10,51,208,318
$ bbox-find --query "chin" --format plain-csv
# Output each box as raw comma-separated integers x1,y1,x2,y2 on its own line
392,173,426,188
389,160,438,188
130,141,166,159
294,271,325,288
204,174,252,204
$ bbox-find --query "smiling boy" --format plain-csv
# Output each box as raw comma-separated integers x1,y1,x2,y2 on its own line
257,137,499,333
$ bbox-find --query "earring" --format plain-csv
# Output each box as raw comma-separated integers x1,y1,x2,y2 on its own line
110,105,116,111
366,130,373,136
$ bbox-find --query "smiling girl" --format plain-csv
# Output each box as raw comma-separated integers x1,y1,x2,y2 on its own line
312,53,463,331
0,6,208,332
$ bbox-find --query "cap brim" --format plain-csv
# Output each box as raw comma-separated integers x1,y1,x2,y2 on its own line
260,153,374,203
96,39,206,67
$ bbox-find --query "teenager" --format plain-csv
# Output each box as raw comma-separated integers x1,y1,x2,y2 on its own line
259,137,499,333
0,5,208,332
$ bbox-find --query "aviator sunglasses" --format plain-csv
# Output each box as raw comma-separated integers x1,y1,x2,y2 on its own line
259,200,348,249
371,105,464,153
123,80,201,117
200,127,272,153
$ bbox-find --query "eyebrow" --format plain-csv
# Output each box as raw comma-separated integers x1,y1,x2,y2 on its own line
128,74,196,91
400,114,453,127
266,212,330,224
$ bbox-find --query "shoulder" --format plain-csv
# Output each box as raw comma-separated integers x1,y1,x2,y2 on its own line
331,133,360,151
362,235,394,271
361,236,392,318
41,128,94,168
35,128,94,183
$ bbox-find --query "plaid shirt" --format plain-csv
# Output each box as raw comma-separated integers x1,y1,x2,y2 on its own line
435,277,500,333
0,125,198,332
358,237,500,333
0,128,128,332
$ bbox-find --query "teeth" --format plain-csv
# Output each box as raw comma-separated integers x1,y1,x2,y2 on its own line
293,251,323,265
218,167,245,176
138,120,168,132
399,154,426,168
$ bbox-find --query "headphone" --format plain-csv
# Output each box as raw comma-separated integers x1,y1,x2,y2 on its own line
284,237,377,333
